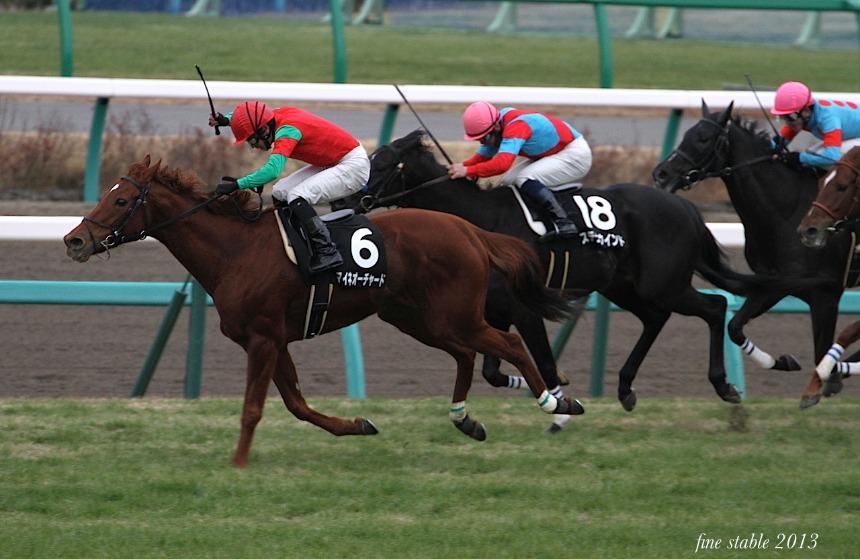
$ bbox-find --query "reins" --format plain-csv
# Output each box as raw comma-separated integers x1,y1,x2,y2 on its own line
359,144,451,210
671,118,774,189
81,174,261,256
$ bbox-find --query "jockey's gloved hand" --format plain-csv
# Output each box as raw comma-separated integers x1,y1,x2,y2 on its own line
209,112,229,127
780,151,803,170
214,177,239,196
771,134,789,153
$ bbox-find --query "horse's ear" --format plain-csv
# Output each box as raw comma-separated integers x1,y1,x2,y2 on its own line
701,99,709,117
717,102,734,125
141,154,152,168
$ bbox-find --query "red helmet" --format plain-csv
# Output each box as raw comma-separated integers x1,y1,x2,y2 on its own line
230,101,275,145
771,82,813,115
463,102,500,141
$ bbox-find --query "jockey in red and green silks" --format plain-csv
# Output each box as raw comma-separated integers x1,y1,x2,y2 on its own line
209,101,370,274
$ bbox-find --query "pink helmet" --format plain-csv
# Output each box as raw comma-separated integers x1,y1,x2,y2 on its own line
771,82,813,115
230,101,275,145
462,102,500,141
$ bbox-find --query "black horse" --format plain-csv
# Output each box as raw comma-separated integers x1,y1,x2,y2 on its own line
652,101,850,399
339,129,779,411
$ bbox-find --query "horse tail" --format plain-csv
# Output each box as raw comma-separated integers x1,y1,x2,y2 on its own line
475,229,571,321
694,222,783,295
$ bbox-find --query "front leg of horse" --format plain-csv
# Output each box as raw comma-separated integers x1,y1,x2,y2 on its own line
232,343,278,468
800,321,860,409
272,349,378,436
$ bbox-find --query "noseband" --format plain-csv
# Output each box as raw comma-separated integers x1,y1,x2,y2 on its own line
668,118,773,189
810,159,860,228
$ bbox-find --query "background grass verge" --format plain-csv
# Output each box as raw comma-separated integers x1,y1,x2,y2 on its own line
2,396,858,558
1,11,858,90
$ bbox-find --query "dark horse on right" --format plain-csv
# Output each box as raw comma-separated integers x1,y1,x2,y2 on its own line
339,129,784,413
653,101,852,406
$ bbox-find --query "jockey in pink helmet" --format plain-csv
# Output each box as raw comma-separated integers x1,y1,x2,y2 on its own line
209,101,370,273
448,102,592,241
771,81,860,169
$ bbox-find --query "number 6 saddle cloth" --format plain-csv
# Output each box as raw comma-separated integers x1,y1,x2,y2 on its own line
275,207,388,338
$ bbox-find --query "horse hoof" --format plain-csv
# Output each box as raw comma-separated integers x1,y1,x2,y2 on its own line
720,385,742,404
621,390,637,412
556,370,570,386
548,414,572,433
798,393,822,410
454,415,487,441
553,397,585,416
773,355,802,371
823,374,844,397
360,418,379,435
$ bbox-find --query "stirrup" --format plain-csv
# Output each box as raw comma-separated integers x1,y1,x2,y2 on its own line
540,221,579,242
309,249,343,273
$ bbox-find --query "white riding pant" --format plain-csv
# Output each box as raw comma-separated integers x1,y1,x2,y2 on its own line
272,145,370,205
501,136,592,188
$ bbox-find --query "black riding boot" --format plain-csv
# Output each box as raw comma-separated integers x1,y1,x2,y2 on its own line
523,183,579,240
288,197,344,273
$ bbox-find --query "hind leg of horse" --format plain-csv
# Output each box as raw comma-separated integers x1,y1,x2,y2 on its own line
727,291,802,371
271,348,378,437
482,276,569,392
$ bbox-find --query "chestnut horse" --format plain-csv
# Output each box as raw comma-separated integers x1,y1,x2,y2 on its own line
797,146,860,407
63,156,579,468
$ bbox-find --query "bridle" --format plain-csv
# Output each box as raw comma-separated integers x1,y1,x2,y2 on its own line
80,174,260,257
356,144,450,211
809,159,860,230
668,117,774,190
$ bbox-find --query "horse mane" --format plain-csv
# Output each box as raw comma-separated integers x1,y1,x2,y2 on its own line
128,157,262,215
731,114,773,151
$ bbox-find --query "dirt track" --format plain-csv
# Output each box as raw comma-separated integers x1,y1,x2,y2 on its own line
2,201,858,408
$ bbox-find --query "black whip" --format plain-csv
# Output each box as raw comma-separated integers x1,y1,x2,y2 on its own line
744,73,782,140
196,64,220,136
393,84,453,164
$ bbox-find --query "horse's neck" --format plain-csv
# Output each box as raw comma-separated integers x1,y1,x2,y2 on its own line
151,205,261,295
723,135,813,229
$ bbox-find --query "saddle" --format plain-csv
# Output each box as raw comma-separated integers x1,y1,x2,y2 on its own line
508,183,628,289
275,208,387,338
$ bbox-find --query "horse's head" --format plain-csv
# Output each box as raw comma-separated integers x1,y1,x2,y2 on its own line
64,155,165,262
798,147,860,249
652,100,735,192
334,129,449,214
64,154,249,262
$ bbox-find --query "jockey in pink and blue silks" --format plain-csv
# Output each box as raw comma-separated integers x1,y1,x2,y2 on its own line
209,101,370,274
771,81,860,170
447,102,592,241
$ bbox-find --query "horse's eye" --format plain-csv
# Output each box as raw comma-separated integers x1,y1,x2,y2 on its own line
115,198,129,207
